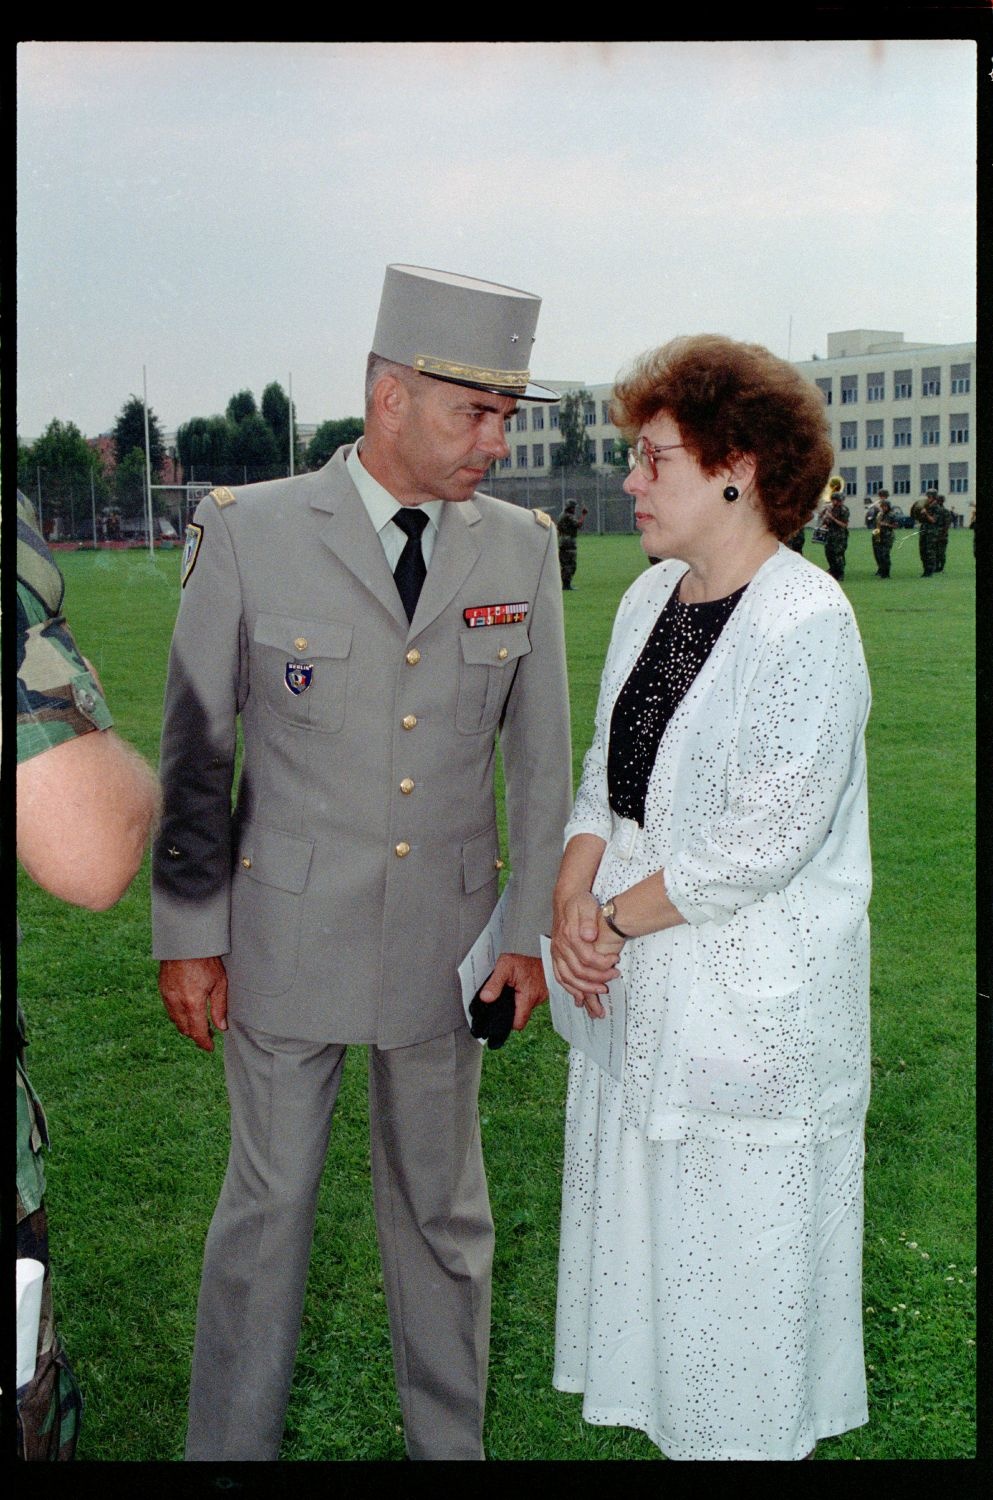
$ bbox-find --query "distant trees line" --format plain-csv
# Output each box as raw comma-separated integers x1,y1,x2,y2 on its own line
18,382,365,539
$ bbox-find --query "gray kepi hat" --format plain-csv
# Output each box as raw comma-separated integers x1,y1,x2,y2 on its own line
372,263,559,402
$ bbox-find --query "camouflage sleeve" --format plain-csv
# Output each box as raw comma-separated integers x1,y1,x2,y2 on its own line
16,494,113,765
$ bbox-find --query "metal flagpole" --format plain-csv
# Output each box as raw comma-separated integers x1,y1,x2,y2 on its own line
288,372,294,477
143,366,154,559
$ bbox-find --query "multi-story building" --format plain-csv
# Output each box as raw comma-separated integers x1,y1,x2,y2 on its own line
794,331,974,508
494,331,975,518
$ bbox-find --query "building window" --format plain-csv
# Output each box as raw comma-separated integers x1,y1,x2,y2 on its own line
920,416,940,447
532,408,544,430
892,465,910,496
815,377,832,406
839,421,857,451
601,400,611,424
865,466,883,496
921,366,940,397
601,438,616,464
583,403,596,426
532,443,545,468
893,418,912,448
515,410,528,432
550,408,560,429
866,420,884,449
867,374,884,402
948,463,968,494
893,370,912,399
950,363,971,394
839,467,857,496
919,464,938,494
840,376,858,405
498,456,512,470
549,442,562,466
516,445,528,468
949,415,969,445
504,417,512,432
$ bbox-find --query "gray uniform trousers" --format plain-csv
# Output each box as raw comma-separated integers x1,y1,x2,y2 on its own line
185,1018,491,1461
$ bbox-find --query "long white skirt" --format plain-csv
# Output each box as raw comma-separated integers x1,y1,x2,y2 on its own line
553,1049,869,1460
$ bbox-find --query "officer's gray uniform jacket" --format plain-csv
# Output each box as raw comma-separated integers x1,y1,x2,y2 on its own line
152,446,572,1047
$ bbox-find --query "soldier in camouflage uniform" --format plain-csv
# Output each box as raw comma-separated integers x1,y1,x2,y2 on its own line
918,491,941,576
933,493,951,573
823,491,850,581
556,499,587,588
871,495,897,578
15,493,114,1459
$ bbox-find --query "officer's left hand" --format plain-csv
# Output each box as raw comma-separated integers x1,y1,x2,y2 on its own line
479,952,548,1032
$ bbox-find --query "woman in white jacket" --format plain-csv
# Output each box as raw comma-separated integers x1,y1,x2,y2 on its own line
550,335,871,1461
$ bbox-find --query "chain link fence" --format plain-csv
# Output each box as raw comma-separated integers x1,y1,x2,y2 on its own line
481,467,635,534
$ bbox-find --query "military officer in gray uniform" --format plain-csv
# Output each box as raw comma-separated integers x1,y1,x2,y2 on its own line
152,264,572,1461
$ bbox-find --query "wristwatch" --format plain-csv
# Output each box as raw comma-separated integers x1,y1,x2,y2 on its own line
598,898,631,941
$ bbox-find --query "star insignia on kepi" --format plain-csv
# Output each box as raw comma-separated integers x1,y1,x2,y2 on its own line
510,334,519,343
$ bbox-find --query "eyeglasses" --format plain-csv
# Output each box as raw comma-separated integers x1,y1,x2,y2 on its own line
627,437,685,480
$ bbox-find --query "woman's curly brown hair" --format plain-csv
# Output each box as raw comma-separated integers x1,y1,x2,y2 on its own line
611,335,834,540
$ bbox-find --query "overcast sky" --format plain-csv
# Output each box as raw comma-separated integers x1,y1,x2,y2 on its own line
16,39,977,441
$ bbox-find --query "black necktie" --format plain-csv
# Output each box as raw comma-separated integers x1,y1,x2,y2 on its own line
392,508,429,623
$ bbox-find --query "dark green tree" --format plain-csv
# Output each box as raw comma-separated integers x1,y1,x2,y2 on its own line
226,389,257,425
25,419,108,536
306,417,364,470
230,412,280,481
261,381,299,470
113,395,165,476
176,415,234,483
114,446,151,521
551,390,593,471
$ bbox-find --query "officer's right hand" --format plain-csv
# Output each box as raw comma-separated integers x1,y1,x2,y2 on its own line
158,957,228,1052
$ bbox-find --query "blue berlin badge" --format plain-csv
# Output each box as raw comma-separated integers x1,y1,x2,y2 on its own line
285,661,314,695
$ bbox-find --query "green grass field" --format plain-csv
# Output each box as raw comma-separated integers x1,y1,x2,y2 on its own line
16,527,975,1460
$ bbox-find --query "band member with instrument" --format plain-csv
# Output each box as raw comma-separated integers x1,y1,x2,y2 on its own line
818,476,849,581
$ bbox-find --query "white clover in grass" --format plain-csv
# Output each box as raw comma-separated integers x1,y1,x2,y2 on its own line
946,1276,956,1282
921,1252,930,1259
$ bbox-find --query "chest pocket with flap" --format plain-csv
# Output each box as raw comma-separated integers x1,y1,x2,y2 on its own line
456,623,531,735
252,614,353,732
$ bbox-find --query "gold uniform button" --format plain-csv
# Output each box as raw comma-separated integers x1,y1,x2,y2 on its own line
494,858,505,871
395,841,411,858
402,714,417,730
497,646,509,661
405,648,421,665
241,857,252,869
400,778,415,795
294,637,308,651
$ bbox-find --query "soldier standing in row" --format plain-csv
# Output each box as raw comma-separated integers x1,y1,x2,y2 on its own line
871,493,897,578
933,493,952,573
556,499,588,589
822,482,850,582
918,490,941,576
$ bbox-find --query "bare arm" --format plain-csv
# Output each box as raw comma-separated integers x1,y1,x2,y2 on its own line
17,728,161,910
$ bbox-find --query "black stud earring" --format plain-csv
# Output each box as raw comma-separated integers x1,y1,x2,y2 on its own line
723,485,739,502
